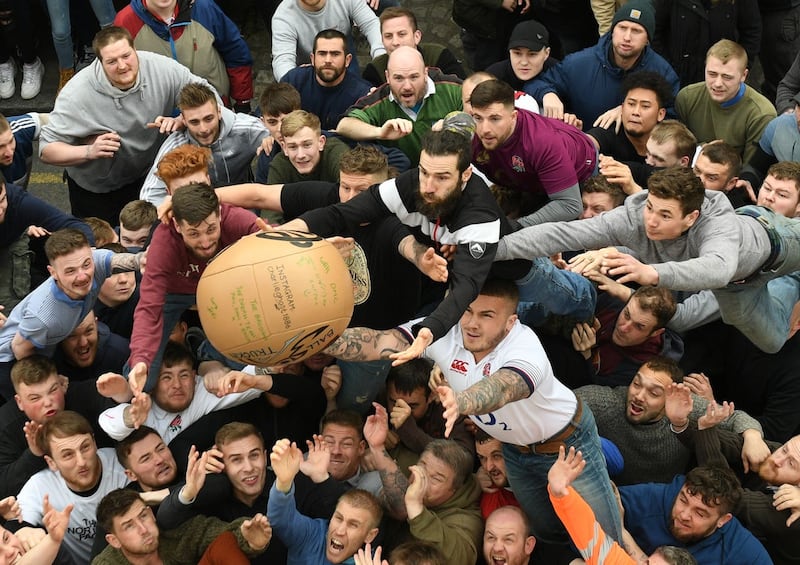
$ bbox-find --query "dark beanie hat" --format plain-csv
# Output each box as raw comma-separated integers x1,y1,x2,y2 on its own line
611,0,655,40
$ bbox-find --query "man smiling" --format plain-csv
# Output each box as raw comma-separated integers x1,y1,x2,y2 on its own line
126,184,260,393
141,82,268,206
336,46,462,167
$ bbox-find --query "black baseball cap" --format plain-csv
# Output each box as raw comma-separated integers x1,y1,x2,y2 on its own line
508,20,549,51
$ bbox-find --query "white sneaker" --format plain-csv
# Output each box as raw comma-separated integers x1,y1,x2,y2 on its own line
21,58,44,100
0,59,16,99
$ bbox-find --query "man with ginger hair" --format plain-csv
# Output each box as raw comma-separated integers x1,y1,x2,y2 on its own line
156,145,214,195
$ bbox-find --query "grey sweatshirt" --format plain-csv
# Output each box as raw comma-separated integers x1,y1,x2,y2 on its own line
40,51,214,193
496,190,770,291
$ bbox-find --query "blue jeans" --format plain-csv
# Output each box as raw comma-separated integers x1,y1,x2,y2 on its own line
123,293,239,392
336,359,392,415
502,404,623,545
515,257,597,326
714,206,800,353
45,0,116,68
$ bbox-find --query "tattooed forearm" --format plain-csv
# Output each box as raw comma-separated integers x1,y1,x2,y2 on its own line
323,328,408,361
456,368,531,416
111,252,142,273
379,463,410,520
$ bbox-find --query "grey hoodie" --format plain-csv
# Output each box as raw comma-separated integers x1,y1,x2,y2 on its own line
496,190,770,291
40,50,214,193
140,105,268,205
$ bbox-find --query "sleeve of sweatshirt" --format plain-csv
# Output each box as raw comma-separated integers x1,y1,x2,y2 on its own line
407,506,482,565
348,0,386,59
270,12,299,82
650,218,741,290
496,207,632,261
127,227,175,372
98,403,137,441
198,0,254,102
8,184,95,245
523,62,570,106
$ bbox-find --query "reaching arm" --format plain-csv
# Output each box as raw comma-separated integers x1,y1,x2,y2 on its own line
454,368,532,417
215,184,285,212
324,327,411,362
437,369,532,437
516,183,583,227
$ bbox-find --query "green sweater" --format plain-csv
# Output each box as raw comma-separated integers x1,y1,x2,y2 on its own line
676,82,776,162
345,68,463,166
267,136,349,184
407,475,483,565
91,515,261,565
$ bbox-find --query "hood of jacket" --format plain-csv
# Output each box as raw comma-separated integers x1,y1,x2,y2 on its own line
131,0,194,41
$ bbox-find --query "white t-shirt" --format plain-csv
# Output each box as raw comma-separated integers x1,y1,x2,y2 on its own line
18,448,128,564
99,368,264,443
399,318,577,445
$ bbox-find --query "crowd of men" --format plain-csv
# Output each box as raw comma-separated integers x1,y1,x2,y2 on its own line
1,0,800,563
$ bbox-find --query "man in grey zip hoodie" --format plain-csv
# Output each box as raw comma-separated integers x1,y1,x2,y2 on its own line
140,82,269,206
39,26,219,225
495,166,800,354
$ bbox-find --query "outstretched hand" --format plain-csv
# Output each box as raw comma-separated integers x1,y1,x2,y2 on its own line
389,328,433,366
363,403,389,449
270,439,302,493
42,495,73,544
547,445,585,497
436,385,460,438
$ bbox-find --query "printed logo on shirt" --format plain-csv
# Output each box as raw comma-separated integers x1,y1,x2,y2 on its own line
451,359,469,374
168,414,183,434
469,242,486,259
177,263,201,278
511,155,525,173
483,363,491,377
70,518,96,541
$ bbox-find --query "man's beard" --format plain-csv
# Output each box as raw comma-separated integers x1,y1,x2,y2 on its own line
415,186,462,220
316,66,344,84
668,518,715,545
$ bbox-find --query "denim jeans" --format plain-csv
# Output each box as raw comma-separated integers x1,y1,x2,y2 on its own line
515,257,597,326
45,0,115,69
123,293,241,392
714,206,800,353
502,404,623,545
335,359,392,415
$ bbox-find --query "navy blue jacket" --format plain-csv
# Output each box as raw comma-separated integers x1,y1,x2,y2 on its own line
0,183,94,249
620,475,772,565
524,33,680,127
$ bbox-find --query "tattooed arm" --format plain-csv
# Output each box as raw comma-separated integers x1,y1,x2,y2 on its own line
110,251,144,273
364,403,410,520
457,369,532,415
324,327,411,362
438,369,532,437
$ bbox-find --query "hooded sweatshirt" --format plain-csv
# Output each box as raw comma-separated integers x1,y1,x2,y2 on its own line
140,105,268,205
40,51,215,193
407,476,483,565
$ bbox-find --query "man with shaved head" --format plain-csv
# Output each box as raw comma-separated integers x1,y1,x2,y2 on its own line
336,45,463,166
